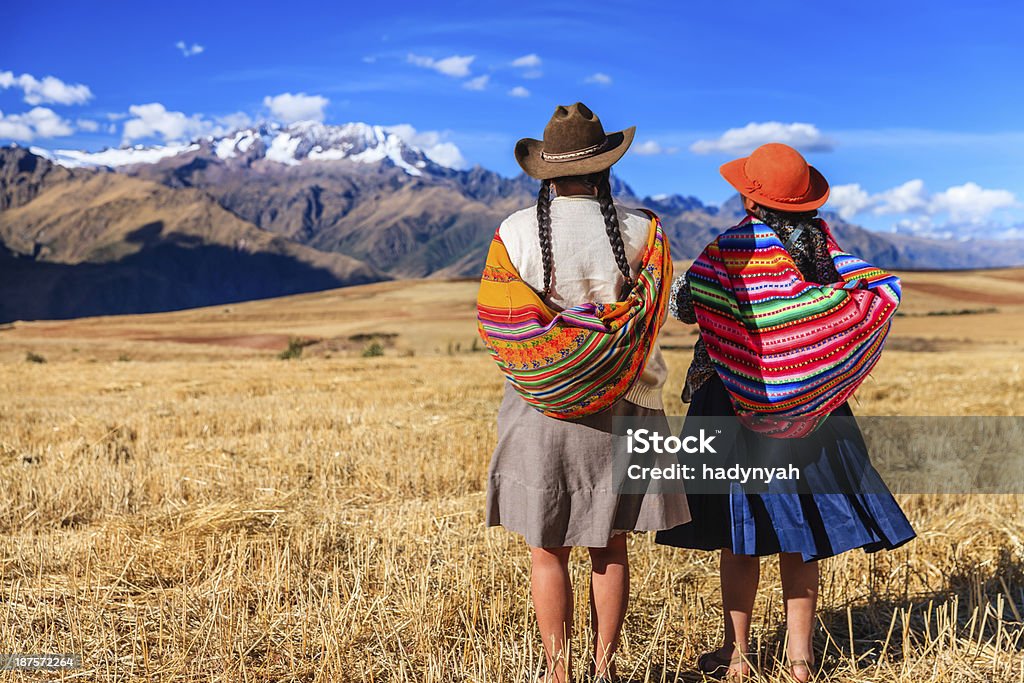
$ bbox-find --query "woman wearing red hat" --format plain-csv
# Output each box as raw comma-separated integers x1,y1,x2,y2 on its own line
477,102,689,683
656,143,915,681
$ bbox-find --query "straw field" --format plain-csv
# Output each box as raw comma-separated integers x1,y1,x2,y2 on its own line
1,268,1022,682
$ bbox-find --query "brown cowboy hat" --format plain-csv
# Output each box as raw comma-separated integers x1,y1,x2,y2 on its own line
720,142,830,212
515,102,635,180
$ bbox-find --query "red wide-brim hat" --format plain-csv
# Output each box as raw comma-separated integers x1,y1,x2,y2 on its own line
720,142,830,212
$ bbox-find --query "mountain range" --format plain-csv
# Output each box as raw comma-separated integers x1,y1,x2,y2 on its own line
2,120,1022,322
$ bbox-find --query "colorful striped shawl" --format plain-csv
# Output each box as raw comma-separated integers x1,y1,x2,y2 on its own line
477,213,672,419
690,216,901,437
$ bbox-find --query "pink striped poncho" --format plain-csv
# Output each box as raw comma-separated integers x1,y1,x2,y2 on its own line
689,216,901,437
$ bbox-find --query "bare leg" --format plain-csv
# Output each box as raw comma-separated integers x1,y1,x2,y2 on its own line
714,549,760,677
587,533,629,680
779,553,818,682
531,546,573,682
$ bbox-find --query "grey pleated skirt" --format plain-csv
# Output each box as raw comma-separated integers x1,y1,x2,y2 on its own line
486,383,691,548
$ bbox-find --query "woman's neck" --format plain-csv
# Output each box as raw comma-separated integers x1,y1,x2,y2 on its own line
551,179,598,197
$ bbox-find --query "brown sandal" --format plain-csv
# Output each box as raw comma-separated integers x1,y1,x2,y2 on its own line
697,651,748,680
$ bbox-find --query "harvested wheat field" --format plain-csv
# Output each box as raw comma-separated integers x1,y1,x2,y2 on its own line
1,269,1022,682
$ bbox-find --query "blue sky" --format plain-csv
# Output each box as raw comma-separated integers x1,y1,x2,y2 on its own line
3,0,1023,238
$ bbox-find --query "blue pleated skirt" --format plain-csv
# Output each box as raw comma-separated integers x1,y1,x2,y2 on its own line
655,375,916,562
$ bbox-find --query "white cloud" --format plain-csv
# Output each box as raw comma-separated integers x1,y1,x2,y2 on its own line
384,124,467,169
832,179,930,217
263,92,329,123
521,70,543,79
462,75,489,91
76,118,100,132
28,108,74,137
175,41,205,57
892,215,941,237
827,179,1018,228
0,107,75,141
585,72,612,85
0,110,34,141
407,53,475,78
422,142,465,169
633,141,662,155
216,111,253,130
508,86,530,98
892,214,1024,241
827,184,874,219
933,182,1016,223
690,122,834,155
511,54,541,68
632,140,679,156
117,104,253,144
121,103,213,143
0,71,93,105
873,179,928,215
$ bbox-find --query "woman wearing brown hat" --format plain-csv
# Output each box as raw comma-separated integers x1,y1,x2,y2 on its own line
656,143,915,681
476,102,689,682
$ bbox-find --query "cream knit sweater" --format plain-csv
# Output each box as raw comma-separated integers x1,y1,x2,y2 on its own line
496,196,668,410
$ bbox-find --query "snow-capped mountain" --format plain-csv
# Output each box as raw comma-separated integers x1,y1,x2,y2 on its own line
6,131,1024,323
33,121,453,177
31,142,201,168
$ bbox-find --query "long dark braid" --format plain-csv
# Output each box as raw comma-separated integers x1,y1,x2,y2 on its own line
596,170,634,298
536,179,554,299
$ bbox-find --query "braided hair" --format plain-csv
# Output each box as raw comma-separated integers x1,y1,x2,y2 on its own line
536,179,554,298
595,170,634,298
758,206,837,282
758,206,819,236
535,169,634,301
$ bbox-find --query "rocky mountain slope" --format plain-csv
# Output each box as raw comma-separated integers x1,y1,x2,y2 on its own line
86,124,1022,275
103,124,535,277
0,146,381,322
4,120,1024,321
1,145,76,210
